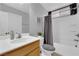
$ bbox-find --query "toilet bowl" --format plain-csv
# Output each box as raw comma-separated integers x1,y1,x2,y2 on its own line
41,44,55,56
38,36,55,56
41,47,54,56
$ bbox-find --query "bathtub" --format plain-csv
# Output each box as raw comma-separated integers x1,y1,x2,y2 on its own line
54,43,79,56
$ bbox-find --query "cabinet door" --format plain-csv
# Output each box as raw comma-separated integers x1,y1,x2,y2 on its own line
27,48,40,56
0,11,8,33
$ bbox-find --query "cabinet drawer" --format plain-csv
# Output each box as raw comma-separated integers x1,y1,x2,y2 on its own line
27,47,40,56
3,40,40,56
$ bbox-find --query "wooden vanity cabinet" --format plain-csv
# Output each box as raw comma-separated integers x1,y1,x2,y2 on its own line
1,40,40,56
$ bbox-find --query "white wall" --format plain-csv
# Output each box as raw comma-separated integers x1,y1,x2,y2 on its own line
29,3,47,35
53,8,79,46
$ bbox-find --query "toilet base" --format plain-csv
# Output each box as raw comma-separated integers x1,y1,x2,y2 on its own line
41,47,54,56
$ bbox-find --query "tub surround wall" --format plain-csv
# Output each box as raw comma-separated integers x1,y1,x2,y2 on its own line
53,7,79,46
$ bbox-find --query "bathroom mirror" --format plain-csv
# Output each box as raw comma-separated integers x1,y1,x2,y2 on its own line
0,11,22,34
0,3,29,35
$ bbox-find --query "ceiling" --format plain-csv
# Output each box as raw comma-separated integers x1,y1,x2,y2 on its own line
5,3,30,13
40,3,70,11
4,3,71,13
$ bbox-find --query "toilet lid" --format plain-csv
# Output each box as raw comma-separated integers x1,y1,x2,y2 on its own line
42,44,55,51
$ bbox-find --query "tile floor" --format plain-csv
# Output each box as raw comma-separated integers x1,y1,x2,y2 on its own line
40,52,62,56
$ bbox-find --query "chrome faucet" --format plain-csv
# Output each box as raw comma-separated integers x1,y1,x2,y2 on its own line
10,30,15,40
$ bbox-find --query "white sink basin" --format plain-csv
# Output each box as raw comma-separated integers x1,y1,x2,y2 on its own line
11,37,30,43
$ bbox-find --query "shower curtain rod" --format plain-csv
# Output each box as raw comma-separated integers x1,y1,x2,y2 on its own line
48,3,77,15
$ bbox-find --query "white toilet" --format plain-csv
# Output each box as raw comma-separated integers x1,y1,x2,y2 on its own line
41,44,55,56
38,36,55,56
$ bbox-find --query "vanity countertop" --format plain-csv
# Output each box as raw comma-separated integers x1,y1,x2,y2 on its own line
0,35,40,55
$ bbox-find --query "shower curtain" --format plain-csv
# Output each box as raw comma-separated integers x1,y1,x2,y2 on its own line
44,15,53,46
